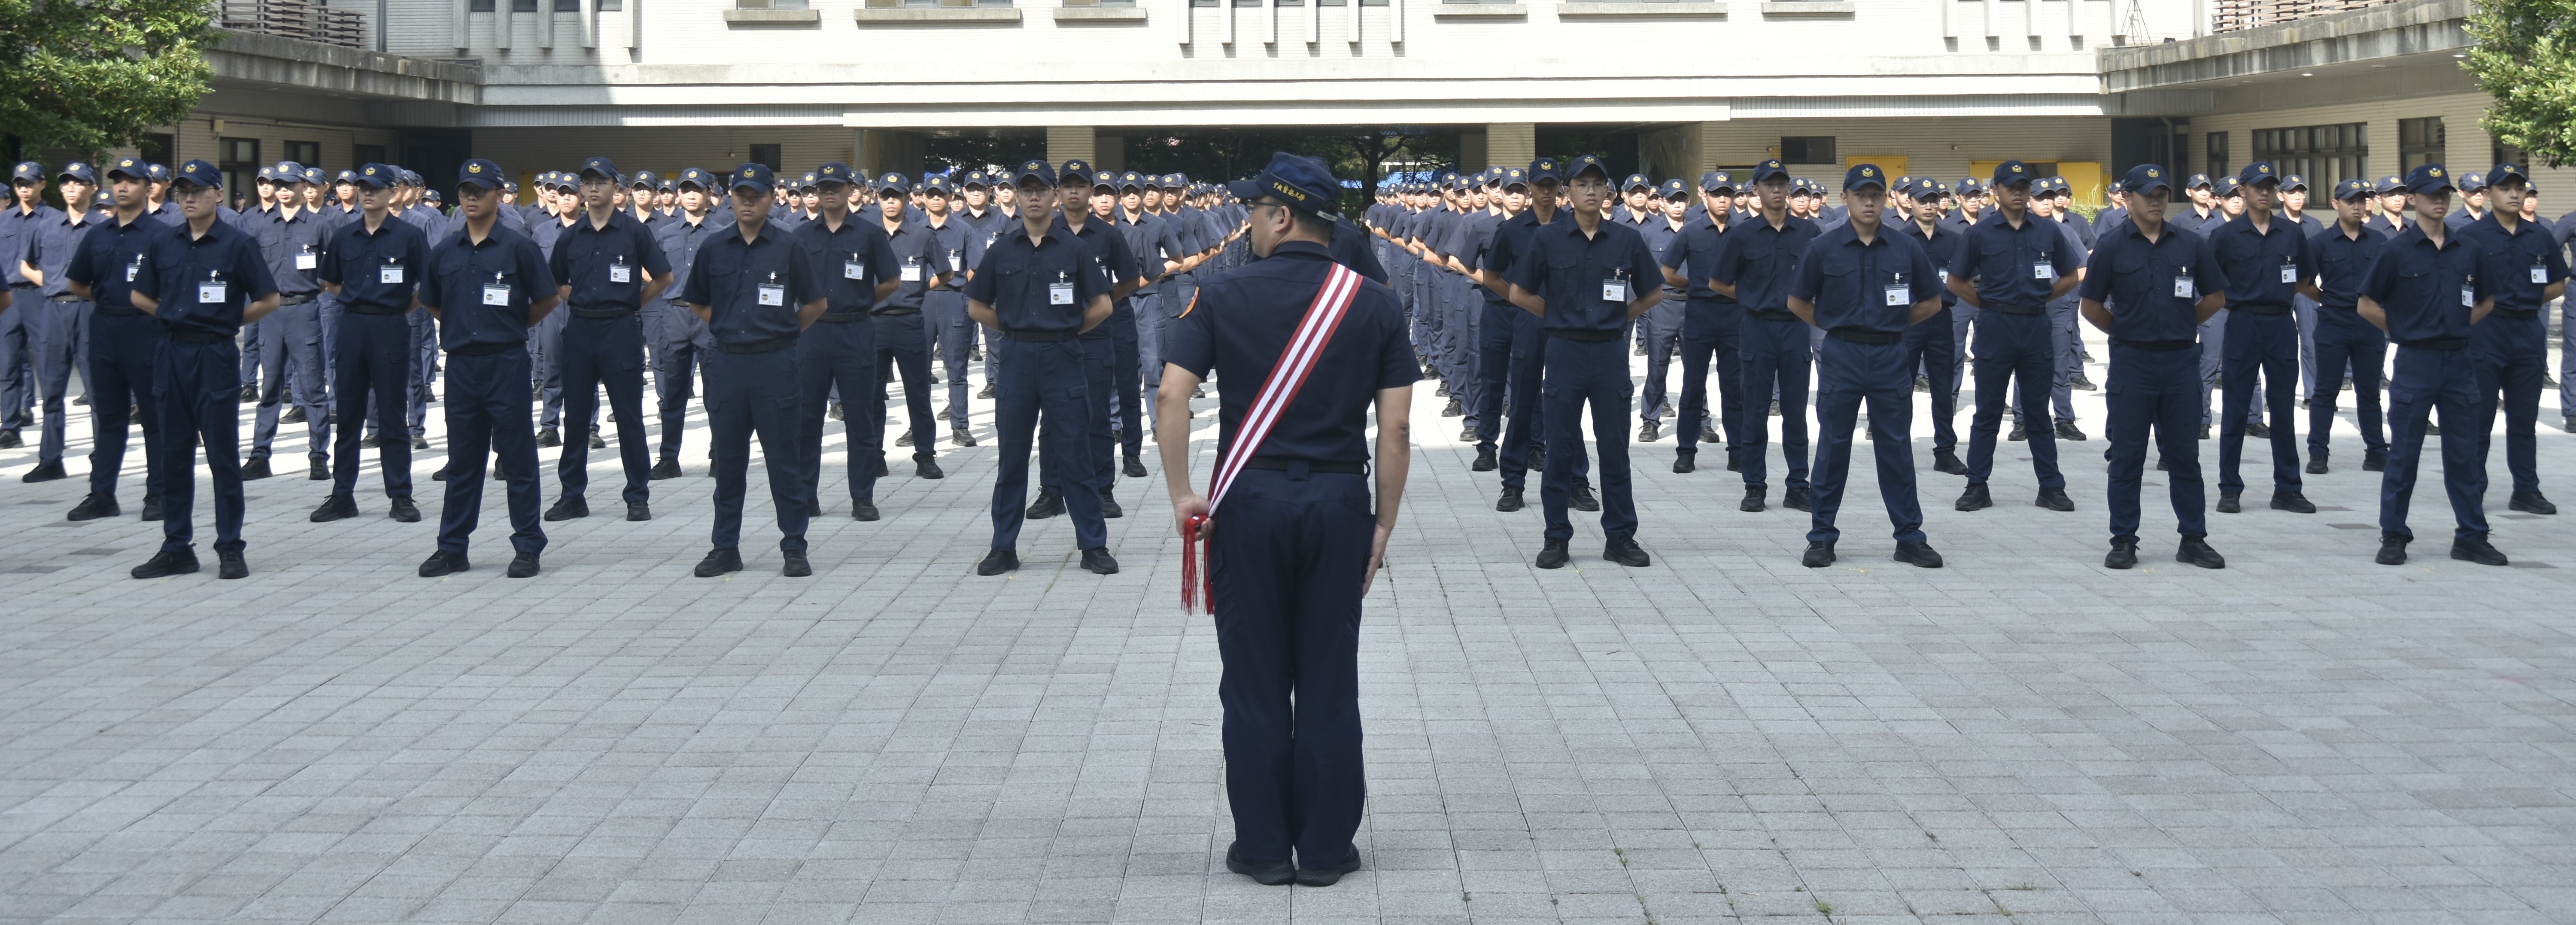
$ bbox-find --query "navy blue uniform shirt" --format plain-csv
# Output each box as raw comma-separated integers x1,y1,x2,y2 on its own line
421,224,556,351
789,215,897,318
1790,223,1944,332
1712,214,1821,311
653,213,725,304
1467,210,1515,305
964,221,1107,334
2362,223,2491,345
1118,210,1179,295
924,216,984,292
1164,240,1418,465
1949,211,2081,308
62,213,169,310
681,222,824,344
134,219,279,338
1640,216,1689,295
317,214,432,311
1658,212,1735,304
874,217,947,311
0,205,64,288
549,210,673,313
2206,213,2316,310
1505,217,1664,332
25,208,107,298
1329,217,1390,285
2307,223,2388,310
1483,207,1563,302
2078,222,2229,343
1895,218,1963,308
2461,213,2570,316
255,207,331,294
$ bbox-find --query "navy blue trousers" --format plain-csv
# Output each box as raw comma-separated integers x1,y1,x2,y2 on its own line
2105,343,2208,543
251,301,327,460
926,289,975,429
331,311,413,501
1209,466,1372,867
1472,300,1517,451
2308,307,2388,462
870,312,938,472
651,301,712,462
558,313,653,505
797,316,878,506
1107,307,1144,460
1042,333,1118,497
2473,313,2548,496
1541,336,1637,542
28,297,90,465
2380,345,2488,542
1898,307,1961,453
1738,315,1810,490
1638,298,1687,425
2218,310,2303,495
1965,309,2064,489
0,295,30,431
86,312,165,503
437,348,546,558
1808,338,1923,545
158,339,246,555
707,348,809,554
1675,301,1744,461
988,336,1106,553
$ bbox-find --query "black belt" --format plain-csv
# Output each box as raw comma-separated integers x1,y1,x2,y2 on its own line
1983,303,2044,316
570,306,637,319
872,307,921,316
1004,329,1073,343
46,294,86,303
2492,309,2541,320
814,311,865,323
2403,337,2468,351
276,292,316,306
2231,304,2291,316
1247,456,1367,475
2321,303,2360,312
169,329,229,344
720,335,796,354
2114,338,2197,352
1826,328,1898,345
449,341,517,356
1750,309,1798,322
345,304,408,316
1548,329,1620,343
96,305,147,317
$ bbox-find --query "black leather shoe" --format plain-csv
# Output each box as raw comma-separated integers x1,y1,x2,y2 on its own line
543,497,589,522
2034,487,2075,511
1458,424,1478,443
953,427,978,447
2425,422,2441,435
1535,538,1570,569
1473,446,1498,472
1740,487,1765,513
1495,487,1524,512
1954,484,1991,511
1894,542,1943,568
2245,420,2272,438
430,465,453,481
140,495,162,521
2054,420,2086,441
310,495,359,523
2175,537,2226,569
1571,481,1599,513
1440,398,1461,417
240,456,273,480
2451,536,2509,566
2155,456,2172,472
2510,492,2558,515
2200,425,2212,440
852,500,880,522
1603,537,1649,567
418,551,469,577
896,431,914,447
1639,421,1661,442
1225,843,1295,886
2105,539,2139,569
536,427,561,448
131,550,199,579
237,384,258,402
626,501,651,522
411,435,430,450
976,549,1019,575
1529,446,1547,472
1784,486,1810,512
650,459,681,480
1294,846,1361,887
0,429,21,448
1672,449,1695,474
1702,425,1720,443
693,547,744,577
2215,491,2242,514
2376,536,2409,566
358,434,380,449
828,401,844,421
1801,541,1835,568
2007,423,2026,442
389,498,421,523
2306,456,2330,475
307,457,329,480
281,405,305,423
1100,491,1124,519
1123,456,1148,478
1434,380,1448,397
1026,489,1064,520
1081,546,1120,575
2362,453,2387,472
2271,491,2316,514
507,552,541,578
587,428,606,449
216,549,248,579
67,493,120,521
916,458,944,480
1933,450,1967,475
781,551,811,577
2071,373,2097,391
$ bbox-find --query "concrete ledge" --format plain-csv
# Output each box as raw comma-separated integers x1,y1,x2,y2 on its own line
1760,0,1850,14
1555,1,1723,16
2100,0,2468,91
1051,5,1145,21
205,29,481,103
1432,3,1526,18
721,8,820,23
854,6,1022,21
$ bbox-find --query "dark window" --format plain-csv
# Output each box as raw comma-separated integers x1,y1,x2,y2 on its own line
2252,122,2365,191
2494,139,2524,170
286,140,322,170
138,134,174,167
218,138,260,202
354,144,387,167
512,0,536,12
2398,117,2443,171
471,0,493,9
1361,0,1387,7
1234,0,1261,6
554,0,577,10
747,144,782,171
1779,136,1836,165
2203,131,2228,179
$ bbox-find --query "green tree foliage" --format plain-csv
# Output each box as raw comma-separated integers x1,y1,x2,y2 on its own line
2465,0,2576,167
0,0,215,153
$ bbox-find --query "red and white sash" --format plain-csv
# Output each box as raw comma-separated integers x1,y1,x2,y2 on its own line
1182,261,1366,613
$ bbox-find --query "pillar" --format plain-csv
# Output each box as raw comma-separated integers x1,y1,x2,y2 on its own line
1458,131,1487,174
857,129,926,180
1097,134,1125,173
1047,126,1097,167
1486,122,1535,170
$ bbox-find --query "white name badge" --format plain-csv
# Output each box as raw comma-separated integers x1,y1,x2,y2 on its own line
2461,285,2476,307
380,265,404,285
125,260,140,283
482,284,511,306
757,284,786,307
844,260,866,280
1938,269,1950,283
2174,276,2196,299
295,254,318,271
609,264,630,283
1884,284,1910,307
900,265,922,282
2032,262,2055,280
2279,263,2297,284
1049,282,1075,305
1602,279,1629,302
2533,265,2551,284
198,283,227,304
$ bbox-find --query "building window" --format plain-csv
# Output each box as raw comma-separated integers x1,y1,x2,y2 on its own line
512,0,535,11
747,144,782,171
1779,136,1836,165
2494,140,2525,170
1234,0,1260,7
2252,123,2364,190
2399,117,2443,171
2203,131,2227,179
471,0,492,9
139,133,175,167
286,140,322,170
218,138,260,202
554,0,577,10
355,144,387,167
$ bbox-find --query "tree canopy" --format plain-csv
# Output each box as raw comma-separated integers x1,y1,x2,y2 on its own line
0,0,216,153
2466,0,2576,167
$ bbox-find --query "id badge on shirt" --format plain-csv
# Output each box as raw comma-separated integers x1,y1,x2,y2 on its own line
900,262,923,282
1602,277,1630,302
1938,269,1950,284
844,259,866,281
198,282,227,304
2533,262,2550,284
482,283,511,306
125,258,141,283
757,283,786,307
295,252,319,271
2279,262,2298,284
2462,284,2477,308
1884,283,1910,307
2174,273,2196,300
380,263,404,285
1049,281,1075,305
2032,262,2055,280
609,262,631,284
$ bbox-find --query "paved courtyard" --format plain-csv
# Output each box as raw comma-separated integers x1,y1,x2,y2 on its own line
2,329,2574,925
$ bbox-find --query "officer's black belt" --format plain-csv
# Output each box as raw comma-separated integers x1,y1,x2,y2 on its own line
1548,329,1621,343
720,335,796,354
276,292,317,306
1983,303,2045,316
2321,303,2360,312
345,303,408,316
1247,456,1367,475
1826,328,1899,345
2402,337,2468,351
449,341,518,356
1004,329,1072,343
2114,338,2197,352
2231,304,2291,316
570,306,636,319
814,311,865,323
1749,309,1799,322
169,329,229,344
46,294,86,303
2492,309,2541,320
96,304,148,317
872,307,921,316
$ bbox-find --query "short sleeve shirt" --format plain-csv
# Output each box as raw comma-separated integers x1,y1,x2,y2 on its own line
134,219,278,338
963,222,1107,334
789,215,897,317
317,215,432,311
1948,212,2082,308
1788,223,1943,333
420,225,556,351
1164,240,1418,464
2076,222,2228,343
63,213,170,311
548,211,674,313
681,222,825,344
1505,219,1665,332
2206,214,2317,310
2360,223,2488,344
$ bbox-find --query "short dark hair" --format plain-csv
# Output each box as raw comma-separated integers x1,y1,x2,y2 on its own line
1290,207,1332,240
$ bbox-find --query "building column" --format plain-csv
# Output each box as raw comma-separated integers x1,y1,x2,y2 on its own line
1047,126,1096,167
857,129,926,180
1486,122,1535,170
1097,134,1125,173
1458,131,1487,174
